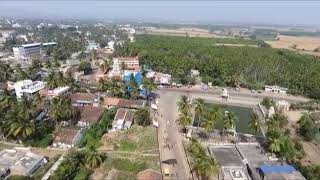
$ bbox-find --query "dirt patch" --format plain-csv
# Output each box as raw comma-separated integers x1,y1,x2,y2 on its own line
31,147,65,158
266,35,320,56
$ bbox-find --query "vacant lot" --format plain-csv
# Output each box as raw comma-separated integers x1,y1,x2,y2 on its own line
95,126,160,179
267,35,320,56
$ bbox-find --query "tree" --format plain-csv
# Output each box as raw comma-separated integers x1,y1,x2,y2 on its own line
188,139,218,179
269,136,282,154
298,114,318,141
223,111,238,134
177,95,191,114
261,97,274,109
98,59,112,74
177,111,192,130
49,97,77,126
85,146,105,169
194,98,204,128
248,112,260,134
142,78,156,95
120,62,126,75
79,61,92,75
201,109,222,135
134,109,151,126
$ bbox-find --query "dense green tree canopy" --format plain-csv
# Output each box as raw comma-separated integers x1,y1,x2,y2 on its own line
118,35,320,98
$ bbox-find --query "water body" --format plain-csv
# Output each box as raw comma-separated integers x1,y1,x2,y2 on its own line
193,103,261,135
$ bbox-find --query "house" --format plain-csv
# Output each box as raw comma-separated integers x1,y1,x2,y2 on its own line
236,143,306,180
265,85,288,94
112,108,135,130
70,93,96,107
14,80,46,100
0,147,47,178
154,72,171,85
257,164,306,180
113,108,126,130
101,97,146,109
208,145,250,180
123,110,134,129
77,106,105,127
40,86,70,99
53,128,82,149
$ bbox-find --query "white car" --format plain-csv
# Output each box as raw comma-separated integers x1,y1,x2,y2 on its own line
167,121,171,126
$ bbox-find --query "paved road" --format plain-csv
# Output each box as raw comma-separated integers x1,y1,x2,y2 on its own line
157,91,193,180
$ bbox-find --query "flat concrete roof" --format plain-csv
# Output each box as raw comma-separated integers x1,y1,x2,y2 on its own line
236,143,271,168
208,145,243,167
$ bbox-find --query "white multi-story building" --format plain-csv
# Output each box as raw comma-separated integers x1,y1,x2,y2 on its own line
14,80,46,100
13,42,56,59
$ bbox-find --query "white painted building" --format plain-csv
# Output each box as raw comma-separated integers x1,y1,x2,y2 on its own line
109,57,140,77
276,100,290,111
13,42,56,59
265,85,288,94
14,80,45,100
53,129,82,149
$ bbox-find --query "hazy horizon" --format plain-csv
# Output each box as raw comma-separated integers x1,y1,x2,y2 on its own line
0,1,319,27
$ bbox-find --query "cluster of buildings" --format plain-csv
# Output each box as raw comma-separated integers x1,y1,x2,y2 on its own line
209,143,306,180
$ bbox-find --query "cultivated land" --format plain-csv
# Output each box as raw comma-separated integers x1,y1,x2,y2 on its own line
267,35,320,56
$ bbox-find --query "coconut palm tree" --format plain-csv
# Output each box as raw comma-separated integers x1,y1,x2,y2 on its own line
120,62,126,75
142,78,156,95
194,98,204,128
0,63,14,82
0,92,14,111
85,147,105,169
49,97,76,126
177,95,191,114
223,111,238,135
269,136,282,154
202,109,222,136
7,118,35,139
15,65,29,81
46,71,57,89
248,112,260,134
176,111,192,130
193,155,218,180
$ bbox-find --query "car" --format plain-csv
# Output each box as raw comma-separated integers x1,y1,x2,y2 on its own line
251,90,256,93
167,121,171,126
235,87,240,91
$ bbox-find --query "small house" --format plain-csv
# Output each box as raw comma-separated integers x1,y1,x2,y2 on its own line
77,106,105,127
70,93,96,107
53,128,82,149
265,85,288,94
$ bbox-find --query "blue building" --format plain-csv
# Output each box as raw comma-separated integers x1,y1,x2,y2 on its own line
123,70,146,96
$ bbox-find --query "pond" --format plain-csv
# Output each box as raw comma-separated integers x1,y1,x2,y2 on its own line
193,103,261,135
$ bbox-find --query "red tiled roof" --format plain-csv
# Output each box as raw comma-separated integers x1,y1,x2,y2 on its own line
79,106,105,123
53,128,80,145
70,93,95,102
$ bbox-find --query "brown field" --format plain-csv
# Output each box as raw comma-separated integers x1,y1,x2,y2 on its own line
138,27,228,38
266,35,320,56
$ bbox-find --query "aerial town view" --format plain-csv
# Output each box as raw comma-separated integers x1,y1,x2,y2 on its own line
1,1,320,180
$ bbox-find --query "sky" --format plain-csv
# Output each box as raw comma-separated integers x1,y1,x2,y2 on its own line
0,1,319,26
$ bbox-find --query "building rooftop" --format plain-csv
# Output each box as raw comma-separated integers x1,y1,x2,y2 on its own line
79,106,104,124
208,145,243,167
114,108,127,120
53,128,81,145
20,43,41,48
0,147,45,176
137,169,162,180
114,56,139,62
70,93,96,102
236,143,271,168
258,164,306,180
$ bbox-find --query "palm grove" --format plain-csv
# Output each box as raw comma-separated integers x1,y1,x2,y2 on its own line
116,35,320,99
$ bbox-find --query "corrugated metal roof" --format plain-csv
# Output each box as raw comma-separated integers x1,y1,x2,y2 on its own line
259,164,297,174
